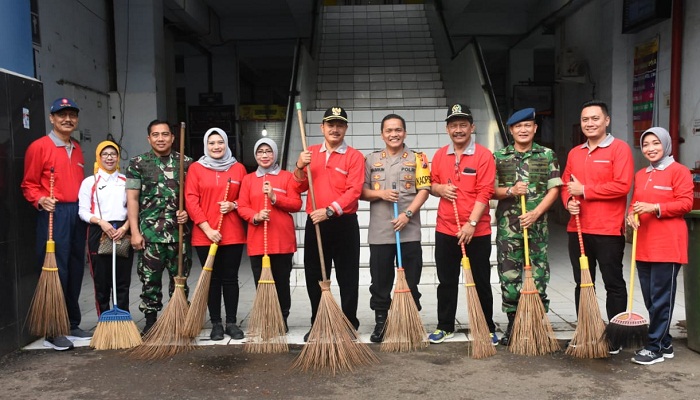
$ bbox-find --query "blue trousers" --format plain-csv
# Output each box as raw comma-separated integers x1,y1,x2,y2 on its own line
637,261,681,352
35,203,86,330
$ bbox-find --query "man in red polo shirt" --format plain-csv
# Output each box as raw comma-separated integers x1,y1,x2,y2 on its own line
428,103,497,344
562,99,632,354
294,106,365,341
21,98,92,351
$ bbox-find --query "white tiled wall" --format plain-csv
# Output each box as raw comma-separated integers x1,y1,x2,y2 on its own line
290,4,498,279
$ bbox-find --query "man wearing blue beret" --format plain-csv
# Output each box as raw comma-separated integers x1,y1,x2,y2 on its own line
493,108,562,345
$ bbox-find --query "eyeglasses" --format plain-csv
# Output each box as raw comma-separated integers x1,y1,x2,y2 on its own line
256,149,273,156
149,131,172,138
454,161,461,182
101,153,118,159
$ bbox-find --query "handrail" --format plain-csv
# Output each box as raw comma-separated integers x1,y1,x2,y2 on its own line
472,37,508,146
433,0,456,58
281,37,302,169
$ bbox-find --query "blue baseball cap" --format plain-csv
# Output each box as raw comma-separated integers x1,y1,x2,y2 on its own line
506,108,536,126
50,98,80,114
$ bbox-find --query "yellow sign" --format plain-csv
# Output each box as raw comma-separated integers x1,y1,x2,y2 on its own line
239,105,286,121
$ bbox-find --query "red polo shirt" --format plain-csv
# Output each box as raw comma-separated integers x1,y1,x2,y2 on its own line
22,134,85,207
431,141,495,237
298,141,365,215
561,134,633,236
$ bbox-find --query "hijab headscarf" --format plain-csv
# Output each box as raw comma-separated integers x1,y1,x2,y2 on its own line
198,127,237,171
94,140,120,174
254,138,281,177
640,127,674,171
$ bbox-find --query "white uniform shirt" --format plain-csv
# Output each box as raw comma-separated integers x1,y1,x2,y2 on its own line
78,169,128,223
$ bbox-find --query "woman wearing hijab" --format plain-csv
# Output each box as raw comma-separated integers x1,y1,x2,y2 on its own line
237,138,303,332
185,127,247,340
626,127,693,365
78,140,133,315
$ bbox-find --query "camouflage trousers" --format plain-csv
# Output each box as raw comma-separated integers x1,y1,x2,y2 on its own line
496,234,550,313
137,241,192,314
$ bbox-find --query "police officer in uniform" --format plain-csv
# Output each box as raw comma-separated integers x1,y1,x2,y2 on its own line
493,108,562,345
361,114,431,343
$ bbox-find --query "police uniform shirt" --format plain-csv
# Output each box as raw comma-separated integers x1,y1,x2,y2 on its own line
364,146,429,245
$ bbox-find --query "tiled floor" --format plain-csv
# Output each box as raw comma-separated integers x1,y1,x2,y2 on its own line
24,221,686,349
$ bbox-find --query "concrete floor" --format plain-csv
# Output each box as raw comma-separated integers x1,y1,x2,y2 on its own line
24,221,687,349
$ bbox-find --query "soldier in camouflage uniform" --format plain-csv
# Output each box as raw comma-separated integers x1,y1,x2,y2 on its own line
493,108,562,346
127,119,193,334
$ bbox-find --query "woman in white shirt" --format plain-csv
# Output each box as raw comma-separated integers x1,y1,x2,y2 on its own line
78,140,132,315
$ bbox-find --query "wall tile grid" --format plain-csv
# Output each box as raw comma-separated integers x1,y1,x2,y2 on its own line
300,4,496,268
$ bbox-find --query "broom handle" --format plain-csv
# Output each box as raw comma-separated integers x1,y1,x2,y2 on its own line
450,198,468,260
264,180,268,257
49,167,55,241
626,214,639,311
177,122,185,277
520,195,530,267
392,183,403,268
574,214,585,257
112,227,118,307
217,179,231,232
296,102,328,282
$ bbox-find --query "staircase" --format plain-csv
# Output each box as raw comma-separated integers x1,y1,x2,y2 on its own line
291,3,498,285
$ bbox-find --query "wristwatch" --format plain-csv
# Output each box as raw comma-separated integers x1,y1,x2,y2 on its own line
505,187,513,197
468,220,477,227
404,210,413,219
326,206,335,219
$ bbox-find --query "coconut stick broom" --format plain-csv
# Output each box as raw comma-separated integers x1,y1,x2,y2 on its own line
605,213,648,348
291,102,378,374
245,181,288,354
90,235,142,350
381,184,428,352
131,122,193,359
565,213,609,358
183,179,231,338
451,199,496,359
27,167,70,338
508,195,559,355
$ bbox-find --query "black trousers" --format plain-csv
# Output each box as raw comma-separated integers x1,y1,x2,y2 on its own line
304,213,360,329
369,241,423,312
568,233,627,321
434,232,494,333
86,221,133,314
195,244,243,324
250,253,294,319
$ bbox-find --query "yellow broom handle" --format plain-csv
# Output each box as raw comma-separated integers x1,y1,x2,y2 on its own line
627,214,639,311
520,195,530,267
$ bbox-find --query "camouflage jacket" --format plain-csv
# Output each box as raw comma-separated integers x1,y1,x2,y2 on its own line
494,143,562,239
126,150,193,243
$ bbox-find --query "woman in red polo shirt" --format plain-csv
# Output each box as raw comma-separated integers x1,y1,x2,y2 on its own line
626,127,693,365
237,138,303,332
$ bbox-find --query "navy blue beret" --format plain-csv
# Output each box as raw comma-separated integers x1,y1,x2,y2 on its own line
506,108,536,126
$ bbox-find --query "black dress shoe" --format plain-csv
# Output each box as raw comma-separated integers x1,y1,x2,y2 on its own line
225,323,244,340
210,323,224,341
